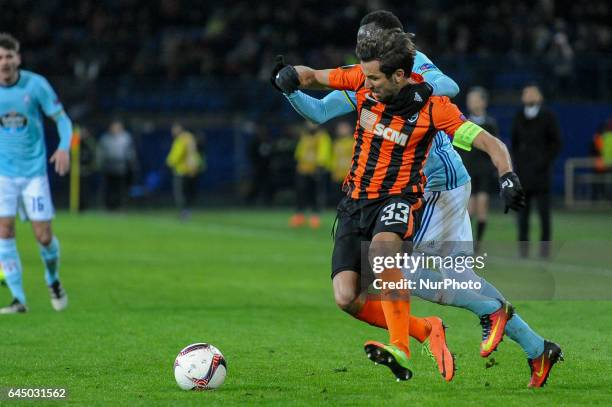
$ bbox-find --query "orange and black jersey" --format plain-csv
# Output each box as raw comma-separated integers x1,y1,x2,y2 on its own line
328,65,467,200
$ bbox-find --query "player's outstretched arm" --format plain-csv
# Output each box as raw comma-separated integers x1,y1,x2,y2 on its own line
270,55,331,95
293,66,333,90
271,55,362,94
285,91,355,124
270,55,330,93
274,63,332,93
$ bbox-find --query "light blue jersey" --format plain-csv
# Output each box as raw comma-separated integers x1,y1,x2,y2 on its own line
285,51,469,192
411,51,459,96
0,70,71,178
425,131,470,191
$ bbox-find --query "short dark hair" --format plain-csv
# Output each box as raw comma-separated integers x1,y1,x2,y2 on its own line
0,33,19,52
356,29,416,78
523,82,541,91
359,10,403,30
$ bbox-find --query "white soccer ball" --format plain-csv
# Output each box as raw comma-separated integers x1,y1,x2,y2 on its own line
174,343,227,391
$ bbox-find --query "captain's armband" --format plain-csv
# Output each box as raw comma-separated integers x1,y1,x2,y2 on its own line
452,121,483,151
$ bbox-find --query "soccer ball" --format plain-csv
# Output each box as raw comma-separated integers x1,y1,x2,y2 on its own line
173,343,227,390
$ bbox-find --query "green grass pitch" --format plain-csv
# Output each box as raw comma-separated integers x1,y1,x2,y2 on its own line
1,209,611,406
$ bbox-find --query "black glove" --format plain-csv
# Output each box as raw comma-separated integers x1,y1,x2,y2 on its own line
270,55,300,94
499,171,526,213
269,55,287,92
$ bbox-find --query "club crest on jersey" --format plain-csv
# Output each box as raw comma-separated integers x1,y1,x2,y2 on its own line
1,112,28,131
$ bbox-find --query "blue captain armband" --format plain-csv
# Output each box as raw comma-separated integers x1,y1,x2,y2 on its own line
452,121,483,151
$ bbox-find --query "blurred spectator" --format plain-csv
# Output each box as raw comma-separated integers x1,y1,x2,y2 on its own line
166,123,205,219
314,122,333,209
77,126,98,211
330,121,354,204
97,120,139,210
0,0,608,89
246,125,273,205
590,119,612,200
270,127,298,203
289,122,331,229
458,87,499,252
598,119,612,165
545,32,575,97
511,85,562,258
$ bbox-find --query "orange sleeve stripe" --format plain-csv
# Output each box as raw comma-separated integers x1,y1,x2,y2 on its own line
328,65,365,91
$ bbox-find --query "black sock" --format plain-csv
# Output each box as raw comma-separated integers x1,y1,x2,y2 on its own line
477,221,487,242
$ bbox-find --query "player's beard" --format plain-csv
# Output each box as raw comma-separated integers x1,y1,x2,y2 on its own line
374,91,393,104
373,84,402,104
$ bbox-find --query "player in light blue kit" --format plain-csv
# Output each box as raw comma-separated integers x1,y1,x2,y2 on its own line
277,12,562,387
0,33,71,314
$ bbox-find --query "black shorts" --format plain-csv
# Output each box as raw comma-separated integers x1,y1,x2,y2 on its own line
470,170,498,194
331,194,424,278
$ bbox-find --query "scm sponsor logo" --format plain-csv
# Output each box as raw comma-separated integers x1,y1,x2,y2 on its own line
373,123,408,146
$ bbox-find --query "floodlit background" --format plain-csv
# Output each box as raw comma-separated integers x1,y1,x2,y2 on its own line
1,1,611,405
1,0,610,209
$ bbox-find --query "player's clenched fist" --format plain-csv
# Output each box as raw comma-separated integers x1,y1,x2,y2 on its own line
499,172,525,213
270,55,299,94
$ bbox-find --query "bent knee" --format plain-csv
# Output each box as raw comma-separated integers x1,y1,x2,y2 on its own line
334,290,360,312
332,270,360,312
0,221,16,239
33,225,53,245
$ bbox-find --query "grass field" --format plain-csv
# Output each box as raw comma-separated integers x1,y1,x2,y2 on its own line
1,209,611,406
